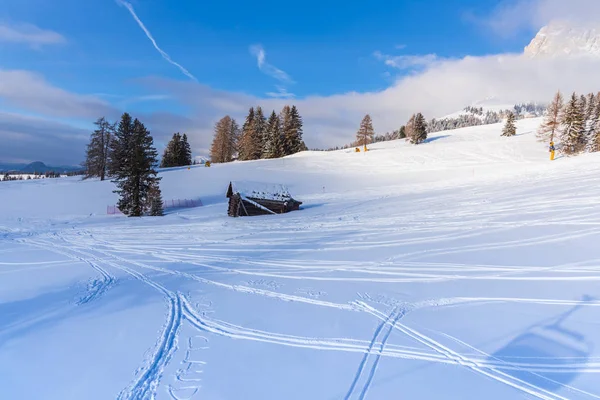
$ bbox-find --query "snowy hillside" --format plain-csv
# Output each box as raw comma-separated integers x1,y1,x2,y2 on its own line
525,20,600,58
442,100,516,120
3,119,600,400
433,102,544,134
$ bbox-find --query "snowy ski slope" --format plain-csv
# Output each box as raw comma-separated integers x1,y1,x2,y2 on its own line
2,118,600,399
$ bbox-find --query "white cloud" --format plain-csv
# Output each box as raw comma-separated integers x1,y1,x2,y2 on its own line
115,0,197,82
117,94,171,108
266,86,295,99
0,69,117,119
374,51,441,70
249,44,294,84
471,0,600,36
0,69,117,118
6,51,600,165
144,53,600,154
0,22,65,48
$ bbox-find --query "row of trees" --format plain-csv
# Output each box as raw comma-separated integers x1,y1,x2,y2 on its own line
428,113,502,133
84,114,163,217
335,112,429,151
332,103,545,151
1,171,74,182
538,91,600,155
160,133,192,168
210,105,307,163
2,174,26,181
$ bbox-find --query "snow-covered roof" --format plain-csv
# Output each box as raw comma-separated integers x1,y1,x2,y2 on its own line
228,181,294,201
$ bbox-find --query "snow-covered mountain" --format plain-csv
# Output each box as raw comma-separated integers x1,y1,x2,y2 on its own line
524,20,600,58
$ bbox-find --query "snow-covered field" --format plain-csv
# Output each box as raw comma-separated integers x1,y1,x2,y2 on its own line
2,118,600,400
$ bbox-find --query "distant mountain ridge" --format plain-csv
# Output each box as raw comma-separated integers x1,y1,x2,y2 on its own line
0,161,82,173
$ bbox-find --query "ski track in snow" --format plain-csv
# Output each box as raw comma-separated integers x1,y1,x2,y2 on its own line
436,330,600,400
344,307,405,400
21,238,117,305
356,301,573,400
167,335,209,400
37,234,600,288
22,238,182,400
16,229,600,399
8,141,600,399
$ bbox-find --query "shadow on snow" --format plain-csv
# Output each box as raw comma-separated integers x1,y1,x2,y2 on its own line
488,296,594,393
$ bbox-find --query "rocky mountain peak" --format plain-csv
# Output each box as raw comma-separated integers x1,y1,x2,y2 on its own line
524,20,600,58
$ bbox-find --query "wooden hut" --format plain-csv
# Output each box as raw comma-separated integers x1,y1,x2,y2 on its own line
226,181,302,217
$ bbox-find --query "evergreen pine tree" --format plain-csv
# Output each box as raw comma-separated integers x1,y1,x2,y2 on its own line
501,111,517,137
111,114,162,217
399,125,406,139
298,141,308,152
587,93,600,152
280,105,293,155
583,93,597,151
179,134,192,165
84,117,114,180
290,106,306,153
410,113,428,144
161,133,183,168
254,106,267,159
560,92,585,155
580,94,587,121
356,114,375,148
280,105,306,155
148,182,164,216
537,91,563,143
584,93,596,123
108,113,134,178
263,111,283,158
160,145,172,168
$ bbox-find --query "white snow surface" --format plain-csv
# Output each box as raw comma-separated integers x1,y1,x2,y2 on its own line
440,97,520,120
229,180,294,201
2,118,600,400
441,104,514,120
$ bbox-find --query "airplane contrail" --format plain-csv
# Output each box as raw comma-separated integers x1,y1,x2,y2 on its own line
116,0,198,82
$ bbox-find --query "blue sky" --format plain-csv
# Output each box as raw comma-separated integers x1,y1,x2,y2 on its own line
0,0,596,164
3,0,533,99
